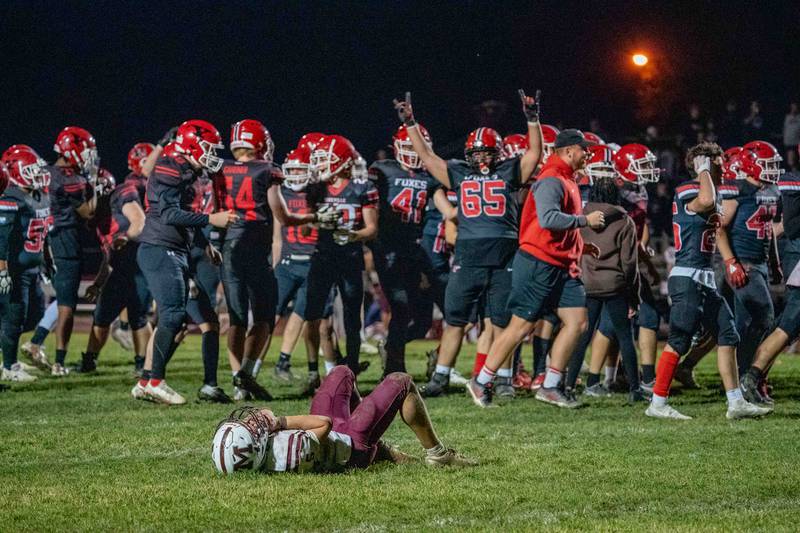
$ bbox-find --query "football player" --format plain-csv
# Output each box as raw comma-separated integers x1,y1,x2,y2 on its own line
136,120,237,405
645,142,769,420
47,127,102,376
211,366,475,474
714,141,782,377
469,127,605,408
75,176,149,376
368,124,446,375
394,90,543,398
740,164,800,405
0,145,52,382
300,135,378,373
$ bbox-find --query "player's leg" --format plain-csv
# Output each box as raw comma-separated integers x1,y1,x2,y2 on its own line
373,248,413,374
733,266,774,376
19,279,51,371
187,260,227,401
530,314,558,389
52,255,82,375
244,260,276,382
602,295,645,401
309,365,357,425
637,282,660,386
128,267,153,376
337,263,365,375
566,296,603,394
274,259,307,377
483,263,514,397
1,270,37,382
304,256,338,371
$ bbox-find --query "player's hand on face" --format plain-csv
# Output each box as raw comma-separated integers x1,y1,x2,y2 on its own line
393,91,415,126
585,211,605,229
209,209,238,228
205,244,222,265
693,155,711,175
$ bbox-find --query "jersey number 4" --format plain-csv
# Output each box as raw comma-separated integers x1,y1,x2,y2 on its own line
745,205,777,239
390,187,427,224
460,180,506,218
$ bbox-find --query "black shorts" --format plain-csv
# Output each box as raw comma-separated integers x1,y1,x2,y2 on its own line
506,250,585,323
220,238,276,326
666,275,739,355
275,258,311,319
94,246,151,330
778,285,800,342
444,259,513,328
304,251,363,323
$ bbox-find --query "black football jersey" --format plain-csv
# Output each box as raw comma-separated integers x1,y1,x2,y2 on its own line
0,186,51,269
217,159,282,242
124,172,148,206
720,180,780,264
278,186,318,258
46,164,90,229
139,154,208,252
94,181,140,251
672,180,722,269
778,173,800,275
306,179,379,255
447,157,521,266
368,160,439,251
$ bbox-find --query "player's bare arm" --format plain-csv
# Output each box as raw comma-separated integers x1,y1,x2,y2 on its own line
122,201,146,241
393,92,449,187
433,188,457,221
349,204,378,242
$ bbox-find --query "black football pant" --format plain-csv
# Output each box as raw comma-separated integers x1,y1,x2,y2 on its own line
732,264,774,376
0,268,40,369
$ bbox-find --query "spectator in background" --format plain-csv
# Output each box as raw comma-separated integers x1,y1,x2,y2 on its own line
783,102,800,171
647,181,673,238
589,118,609,141
682,103,705,148
742,100,765,140
718,99,742,148
374,148,389,161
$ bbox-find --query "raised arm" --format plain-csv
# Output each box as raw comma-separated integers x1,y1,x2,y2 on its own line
518,89,543,183
394,92,449,187
686,155,717,214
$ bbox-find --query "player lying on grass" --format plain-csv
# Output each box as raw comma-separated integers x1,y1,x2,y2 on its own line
212,366,476,474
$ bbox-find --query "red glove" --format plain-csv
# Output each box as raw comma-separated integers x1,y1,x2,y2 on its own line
724,257,749,289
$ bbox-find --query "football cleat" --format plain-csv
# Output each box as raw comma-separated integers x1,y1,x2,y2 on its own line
273,361,296,382
131,382,148,400
111,319,134,351
20,342,51,371
145,381,187,405
425,448,478,468
449,368,469,386
1,363,37,382
232,372,273,402
420,372,449,398
584,383,612,398
726,398,772,420
299,372,321,398
71,352,98,374
535,386,580,409
739,373,766,406
627,388,649,403
640,379,655,395
758,379,774,406
466,379,494,408
232,386,252,402
197,385,233,404
359,341,379,355
645,403,692,420
50,363,70,377
495,377,516,399
133,355,145,377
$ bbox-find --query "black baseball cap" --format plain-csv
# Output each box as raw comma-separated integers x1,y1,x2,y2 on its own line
554,129,594,149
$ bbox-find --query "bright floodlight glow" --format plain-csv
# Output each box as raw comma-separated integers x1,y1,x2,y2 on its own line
632,53,649,67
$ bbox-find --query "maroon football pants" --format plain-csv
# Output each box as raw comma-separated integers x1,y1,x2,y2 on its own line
310,365,412,467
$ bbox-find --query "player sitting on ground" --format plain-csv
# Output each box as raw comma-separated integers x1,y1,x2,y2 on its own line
211,366,476,474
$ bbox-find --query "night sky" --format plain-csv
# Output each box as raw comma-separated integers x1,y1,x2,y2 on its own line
1,1,798,175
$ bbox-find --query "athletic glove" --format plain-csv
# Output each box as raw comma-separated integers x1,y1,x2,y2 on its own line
0,270,11,295
519,89,542,123
724,257,749,289
314,205,339,228
693,155,711,175
393,91,416,126
333,229,357,246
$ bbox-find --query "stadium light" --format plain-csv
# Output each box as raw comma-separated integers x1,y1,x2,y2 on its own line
632,53,649,67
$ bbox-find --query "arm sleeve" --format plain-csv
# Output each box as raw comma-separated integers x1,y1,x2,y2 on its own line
157,183,210,228
534,178,587,230
0,203,19,262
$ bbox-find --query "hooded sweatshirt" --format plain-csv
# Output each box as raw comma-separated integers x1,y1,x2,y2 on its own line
580,201,640,305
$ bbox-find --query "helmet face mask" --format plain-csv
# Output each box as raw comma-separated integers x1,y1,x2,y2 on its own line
393,124,431,170
613,143,660,184
309,135,355,182
465,128,503,175
174,120,224,172
282,146,312,191
211,407,274,475
629,155,660,183
352,155,368,182
585,144,617,184
3,146,51,190
54,126,98,175
197,139,224,172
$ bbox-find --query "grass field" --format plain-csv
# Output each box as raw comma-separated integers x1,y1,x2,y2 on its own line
2,334,800,532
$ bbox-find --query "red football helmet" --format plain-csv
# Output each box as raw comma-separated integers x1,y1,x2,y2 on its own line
230,119,274,162
282,146,312,191
613,143,660,184
582,131,605,145
310,135,356,181
503,134,528,158
174,119,224,172
2,144,51,190
465,127,504,174
541,124,560,161
127,142,155,175
162,142,181,159
740,140,784,183
722,147,746,181
585,144,618,183
393,124,432,169
297,132,327,152
54,126,98,173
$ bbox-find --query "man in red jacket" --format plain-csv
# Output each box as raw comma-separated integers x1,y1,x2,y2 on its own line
468,130,605,408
